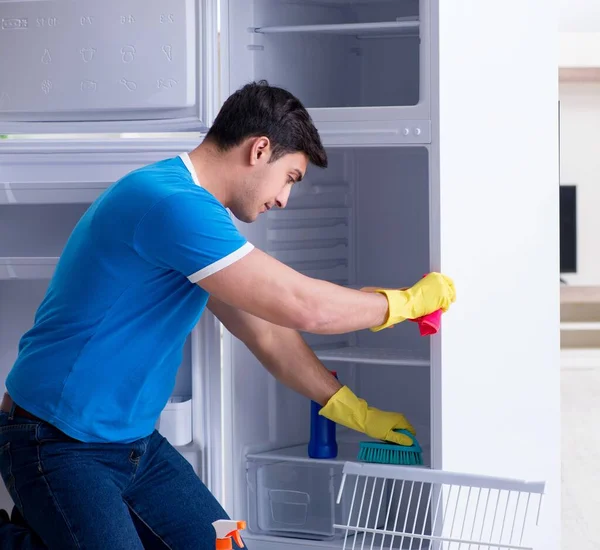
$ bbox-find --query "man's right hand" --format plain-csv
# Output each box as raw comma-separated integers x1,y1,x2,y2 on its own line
364,272,456,332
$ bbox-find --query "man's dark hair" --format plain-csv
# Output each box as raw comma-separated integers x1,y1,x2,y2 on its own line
205,80,328,168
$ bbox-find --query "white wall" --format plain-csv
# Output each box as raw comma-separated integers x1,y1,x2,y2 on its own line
561,350,600,550
560,82,600,285
559,0,600,67
560,0,600,31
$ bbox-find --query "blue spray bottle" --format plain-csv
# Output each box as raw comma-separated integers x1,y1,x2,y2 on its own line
308,371,338,459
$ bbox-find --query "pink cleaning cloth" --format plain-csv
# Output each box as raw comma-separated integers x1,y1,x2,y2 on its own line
408,273,443,336
411,309,442,336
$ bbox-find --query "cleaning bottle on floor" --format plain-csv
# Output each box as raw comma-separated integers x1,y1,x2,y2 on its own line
308,370,338,459
213,520,246,549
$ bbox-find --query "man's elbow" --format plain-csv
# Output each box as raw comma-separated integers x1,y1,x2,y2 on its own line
293,296,331,334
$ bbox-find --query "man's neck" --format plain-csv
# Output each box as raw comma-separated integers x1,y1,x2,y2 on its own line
187,143,232,208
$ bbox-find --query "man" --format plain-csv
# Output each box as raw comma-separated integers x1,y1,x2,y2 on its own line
0,81,455,549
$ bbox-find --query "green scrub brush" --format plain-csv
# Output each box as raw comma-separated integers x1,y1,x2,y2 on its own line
357,429,423,465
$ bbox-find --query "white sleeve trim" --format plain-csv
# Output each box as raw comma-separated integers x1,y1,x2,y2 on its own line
187,242,255,283
179,153,202,188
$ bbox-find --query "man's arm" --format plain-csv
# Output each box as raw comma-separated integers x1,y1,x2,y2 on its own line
208,295,424,446
133,192,453,336
200,248,389,335
207,295,342,406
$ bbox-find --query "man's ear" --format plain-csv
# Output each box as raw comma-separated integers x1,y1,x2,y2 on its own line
249,136,271,166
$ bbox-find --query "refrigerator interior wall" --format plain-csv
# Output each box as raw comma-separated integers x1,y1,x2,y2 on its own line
227,0,423,110
226,145,432,544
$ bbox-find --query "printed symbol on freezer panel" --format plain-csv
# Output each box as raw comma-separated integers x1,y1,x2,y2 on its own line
120,15,135,24
36,17,58,28
81,80,97,92
160,14,174,24
162,45,173,62
0,93,9,109
121,45,136,63
1,18,28,30
41,49,52,64
157,78,177,89
80,16,94,26
80,48,96,63
120,78,137,91
41,80,52,94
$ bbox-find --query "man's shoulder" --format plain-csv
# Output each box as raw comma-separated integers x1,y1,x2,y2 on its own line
119,156,193,195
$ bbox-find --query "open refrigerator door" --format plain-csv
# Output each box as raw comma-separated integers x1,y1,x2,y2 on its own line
0,0,223,507
0,0,219,134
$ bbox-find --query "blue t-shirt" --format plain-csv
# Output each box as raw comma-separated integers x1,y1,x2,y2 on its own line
6,153,253,443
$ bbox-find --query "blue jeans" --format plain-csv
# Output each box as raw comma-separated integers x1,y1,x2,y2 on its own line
0,406,234,549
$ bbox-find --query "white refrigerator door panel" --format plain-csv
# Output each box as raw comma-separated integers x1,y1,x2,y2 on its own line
0,0,216,133
432,0,559,548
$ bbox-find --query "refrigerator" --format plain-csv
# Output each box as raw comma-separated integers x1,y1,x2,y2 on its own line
0,0,560,548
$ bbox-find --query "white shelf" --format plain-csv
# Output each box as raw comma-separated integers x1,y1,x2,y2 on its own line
0,182,109,205
253,20,419,37
315,347,429,367
560,322,600,331
0,257,58,280
247,438,430,467
248,441,358,466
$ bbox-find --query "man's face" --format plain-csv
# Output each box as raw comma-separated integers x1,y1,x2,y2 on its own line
230,139,308,223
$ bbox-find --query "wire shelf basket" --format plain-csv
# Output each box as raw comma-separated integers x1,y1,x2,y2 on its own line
334,462,545,550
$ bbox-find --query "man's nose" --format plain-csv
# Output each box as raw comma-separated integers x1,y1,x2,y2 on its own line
275,188,291,209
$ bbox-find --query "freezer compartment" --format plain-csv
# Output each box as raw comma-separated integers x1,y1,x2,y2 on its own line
0,204,88,280
246,453,353,540
246,435,431,542
230,0,428,113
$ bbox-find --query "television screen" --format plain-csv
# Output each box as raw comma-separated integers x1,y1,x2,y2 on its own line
560,185,577,273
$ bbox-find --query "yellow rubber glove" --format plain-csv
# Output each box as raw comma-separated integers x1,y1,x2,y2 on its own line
365,272,456,332
319,386,416,446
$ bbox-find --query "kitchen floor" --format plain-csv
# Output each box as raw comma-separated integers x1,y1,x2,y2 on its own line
561,349,600,550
